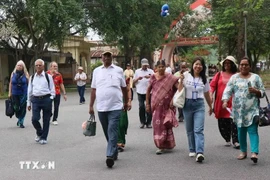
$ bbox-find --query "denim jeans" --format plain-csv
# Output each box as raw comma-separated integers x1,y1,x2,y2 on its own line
98,110,122,157
238,118,259,154
137,93,152,125
183,98,205,154
52,94,61,121
31,96,52,140
77,85,85,103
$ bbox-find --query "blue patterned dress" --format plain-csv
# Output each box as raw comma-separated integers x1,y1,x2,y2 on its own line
222,73,265,127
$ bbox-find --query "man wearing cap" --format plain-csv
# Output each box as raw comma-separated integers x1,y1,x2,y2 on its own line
124,63,134,100
74,66,87,105
133,58,154,128
89,51,130,168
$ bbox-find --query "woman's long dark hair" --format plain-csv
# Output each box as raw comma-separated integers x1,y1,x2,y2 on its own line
190,56,207,84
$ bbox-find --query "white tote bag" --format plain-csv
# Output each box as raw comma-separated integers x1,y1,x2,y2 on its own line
173,87,185,108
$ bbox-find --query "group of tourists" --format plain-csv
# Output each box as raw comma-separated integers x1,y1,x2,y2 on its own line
8,53,265,168
8,59,67,144
89,54,264,168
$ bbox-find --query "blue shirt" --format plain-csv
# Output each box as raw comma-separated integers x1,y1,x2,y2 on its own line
11,72,28,95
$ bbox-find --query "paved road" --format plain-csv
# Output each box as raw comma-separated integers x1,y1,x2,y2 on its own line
1,89,270,180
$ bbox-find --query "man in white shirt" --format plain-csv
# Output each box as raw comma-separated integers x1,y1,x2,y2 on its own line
27,59,55,145
124,63,134,99
133,58,154,128
74,66,87,105
89,51,130,168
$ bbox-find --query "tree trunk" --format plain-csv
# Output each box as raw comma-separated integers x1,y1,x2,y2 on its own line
139,46,153,68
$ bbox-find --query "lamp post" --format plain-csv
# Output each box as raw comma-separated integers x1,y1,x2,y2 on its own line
243,11,248,57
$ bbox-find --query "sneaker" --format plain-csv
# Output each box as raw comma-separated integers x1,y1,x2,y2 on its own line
156,149,164,155
35,136,41,142
52,121,58,125
19,124,25,128
39,139,47,145
178,118,184,122
225,142,231,147
79,103,82,105
196,154,205,162
106,157,114,168
146,124,152,128
189,152,196,157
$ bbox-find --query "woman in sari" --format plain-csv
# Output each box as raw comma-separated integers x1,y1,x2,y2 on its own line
146,60,179,155
117,77,132,152
8,60,29,128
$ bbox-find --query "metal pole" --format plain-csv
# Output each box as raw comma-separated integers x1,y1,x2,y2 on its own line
243,11,248,57
244,16,247,57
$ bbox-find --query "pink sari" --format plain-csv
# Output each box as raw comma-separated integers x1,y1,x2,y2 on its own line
149,73,178,149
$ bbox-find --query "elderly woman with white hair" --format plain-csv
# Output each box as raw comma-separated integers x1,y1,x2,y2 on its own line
8,60,29,128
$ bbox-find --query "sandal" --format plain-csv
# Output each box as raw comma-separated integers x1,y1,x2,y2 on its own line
237,152,247,160
251,153,258,163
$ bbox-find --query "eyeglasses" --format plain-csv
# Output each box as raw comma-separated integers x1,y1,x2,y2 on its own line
240,64,249,67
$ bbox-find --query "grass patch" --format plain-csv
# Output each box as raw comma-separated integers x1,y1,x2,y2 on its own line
259,70,270,88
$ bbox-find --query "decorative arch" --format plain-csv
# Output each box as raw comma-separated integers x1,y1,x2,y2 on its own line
160,0,217,64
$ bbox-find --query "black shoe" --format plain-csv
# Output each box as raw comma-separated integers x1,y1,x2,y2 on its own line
20,124,25,128
118,146,124,152
146,125,152,128
233,142,240,149
140,124,145,128
106,157,114,168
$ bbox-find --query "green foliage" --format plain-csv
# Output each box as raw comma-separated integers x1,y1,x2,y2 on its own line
90,60,103,72
0,0,89,68
208,0,270,68
86,0,188,62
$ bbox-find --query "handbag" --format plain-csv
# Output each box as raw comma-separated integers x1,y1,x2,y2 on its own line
83,114,96,136
173,87,185,108
258,93,270,127
5,98,14,118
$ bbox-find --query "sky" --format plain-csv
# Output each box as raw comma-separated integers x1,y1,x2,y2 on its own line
86,29,102,41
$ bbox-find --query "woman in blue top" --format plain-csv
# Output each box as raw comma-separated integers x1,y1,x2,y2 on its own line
8,60,29,128
222,57,265,163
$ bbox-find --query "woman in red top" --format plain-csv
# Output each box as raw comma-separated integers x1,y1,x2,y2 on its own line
210,56,240,149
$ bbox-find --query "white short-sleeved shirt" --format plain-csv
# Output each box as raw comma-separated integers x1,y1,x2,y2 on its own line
183,72,210,99
74,72,87,86
91,64,126,111
133,68,154,94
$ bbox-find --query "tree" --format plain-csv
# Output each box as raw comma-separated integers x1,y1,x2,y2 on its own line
0,0,89,69
209,0,270,70
85,0,189,66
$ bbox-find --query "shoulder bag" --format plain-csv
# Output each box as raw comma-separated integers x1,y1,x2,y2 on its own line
258,93,270,127
5,98,14,118
83,114,96,136
173,77,186,108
